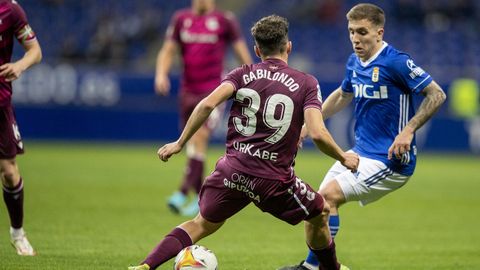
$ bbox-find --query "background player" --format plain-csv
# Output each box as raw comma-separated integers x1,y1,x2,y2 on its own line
129,15,358,270
279,3,447,270
0,0,42,256
154,0,253,216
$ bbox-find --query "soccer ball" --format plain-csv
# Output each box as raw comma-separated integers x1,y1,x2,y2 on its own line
174,245,218,270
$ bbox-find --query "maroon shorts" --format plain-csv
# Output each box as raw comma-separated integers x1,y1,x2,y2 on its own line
0,105,24,159
179,91,224,131
199,157,325,225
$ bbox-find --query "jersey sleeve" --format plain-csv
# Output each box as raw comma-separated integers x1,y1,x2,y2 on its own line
224,11,243,43
11,2,36,45
221,66,245,95
304,75,323,111
165,11,181,43
390,54,433,94
340,55,355,93
340,69,353,93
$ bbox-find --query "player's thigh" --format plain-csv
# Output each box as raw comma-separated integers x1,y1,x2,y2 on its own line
198,157,251,223
205,102,225,131
186,107,223,155
332,156,410,206
186,126,211,157
257,176,325,225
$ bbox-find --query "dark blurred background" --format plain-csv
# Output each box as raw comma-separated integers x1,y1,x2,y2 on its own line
12,0,480,153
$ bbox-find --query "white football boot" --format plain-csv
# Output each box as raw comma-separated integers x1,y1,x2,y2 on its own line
10,227,36,256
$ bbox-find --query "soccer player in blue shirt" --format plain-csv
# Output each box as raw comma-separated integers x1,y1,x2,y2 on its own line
279,3,446,270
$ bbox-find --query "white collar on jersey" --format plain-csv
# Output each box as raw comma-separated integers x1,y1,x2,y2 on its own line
359,41,388,67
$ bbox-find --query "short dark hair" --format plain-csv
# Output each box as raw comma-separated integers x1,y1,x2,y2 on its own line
251,15,289,56
347,3,385,27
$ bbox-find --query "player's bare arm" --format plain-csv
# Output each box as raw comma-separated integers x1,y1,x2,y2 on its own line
158,82,235,162
297,124,308,148
406,81,446,131
304,108,359,172
299,87,353,147
388,81,446,159
154,39,178,96
232,40,253,65
321,87,354,120
0,40,41,82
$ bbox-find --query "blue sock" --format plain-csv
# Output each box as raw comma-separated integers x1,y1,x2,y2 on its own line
304,215,340,267
329,215,340,238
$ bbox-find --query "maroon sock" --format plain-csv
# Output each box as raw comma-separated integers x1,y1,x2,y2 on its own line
180,158,204,194
2,178,24,229
311,240,340,270
142,227,193,269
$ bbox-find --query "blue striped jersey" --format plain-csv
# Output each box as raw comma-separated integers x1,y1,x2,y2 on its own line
341,42,432,175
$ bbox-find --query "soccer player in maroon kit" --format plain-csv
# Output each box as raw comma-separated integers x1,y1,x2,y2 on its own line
154,0,252,216
129,15,357,270
0,0,42,256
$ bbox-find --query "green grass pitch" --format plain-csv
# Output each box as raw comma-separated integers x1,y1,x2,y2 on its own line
1,142,479,269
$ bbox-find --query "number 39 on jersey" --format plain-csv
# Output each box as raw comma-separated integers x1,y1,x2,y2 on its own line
233,88,294,144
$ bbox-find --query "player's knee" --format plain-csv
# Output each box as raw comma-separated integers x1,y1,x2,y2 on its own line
320,184,342,209
0,164,20,186
193,214,223,237
306,199,330,228
319,200,331,226
193,126,211,143
322,200,331,216
186,139,208,158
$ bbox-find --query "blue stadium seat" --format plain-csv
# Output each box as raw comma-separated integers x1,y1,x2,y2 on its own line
16,0,480,83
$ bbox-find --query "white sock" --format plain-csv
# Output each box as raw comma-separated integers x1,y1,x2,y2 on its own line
10,227,25,238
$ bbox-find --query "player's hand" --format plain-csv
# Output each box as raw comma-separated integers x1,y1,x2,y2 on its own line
341,152,359,173
157,141,182,162
388,126,414,160
0,62,24,82
297,125,309,149
154,73,170,96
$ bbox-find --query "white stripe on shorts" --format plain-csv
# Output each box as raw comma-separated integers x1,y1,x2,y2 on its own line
293,193,309,216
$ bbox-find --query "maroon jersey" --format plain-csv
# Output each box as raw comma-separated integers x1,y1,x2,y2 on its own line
0,0,36,107
222,58,322,181
166,8,243,95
